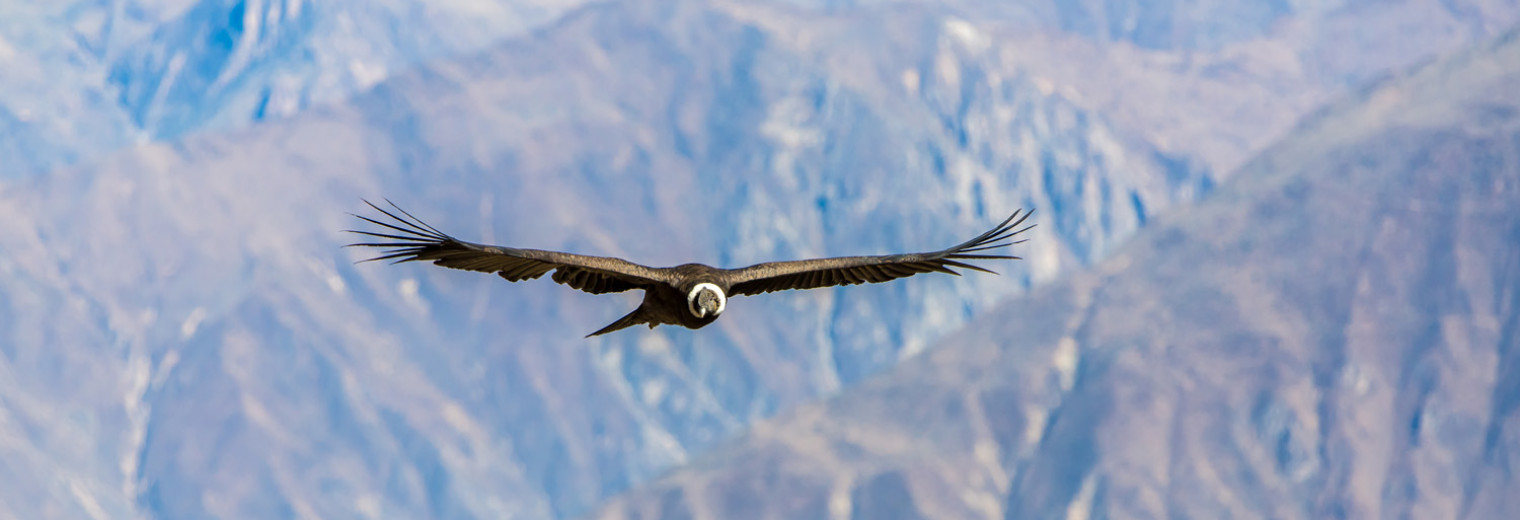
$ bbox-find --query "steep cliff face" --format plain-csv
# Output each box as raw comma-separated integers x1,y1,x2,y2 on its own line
5,0,1516,180
0,1,1202,518
103,0,590,139
586,29,1520,520
3,1,1518,519
0,0,589,179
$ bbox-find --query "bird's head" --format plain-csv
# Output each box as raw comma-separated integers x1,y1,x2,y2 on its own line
687,282,726,319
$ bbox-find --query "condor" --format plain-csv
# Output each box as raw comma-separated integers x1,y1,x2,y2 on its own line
348,201,1034,337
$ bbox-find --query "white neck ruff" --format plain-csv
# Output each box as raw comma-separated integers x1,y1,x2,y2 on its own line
687,283,726,317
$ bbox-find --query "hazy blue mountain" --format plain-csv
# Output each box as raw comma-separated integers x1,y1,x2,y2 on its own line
586,27,1520,520
2,0,1518,519
937,0,1520,174
0,0,589,179
4,0,1516,180
0,1,1203,517
104,0,595,139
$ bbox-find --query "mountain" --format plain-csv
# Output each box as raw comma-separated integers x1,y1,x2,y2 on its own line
2,0,1519,519
586,27,1520,520
0,1,1203,518
104,0,596,139
930,0,1520,174
5,0,1516,181
0,0,590,180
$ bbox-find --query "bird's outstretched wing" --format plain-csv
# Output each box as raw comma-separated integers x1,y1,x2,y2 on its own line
346,200,675,294
719,209,1034,296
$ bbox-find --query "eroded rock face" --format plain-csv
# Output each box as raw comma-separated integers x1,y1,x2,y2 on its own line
4,2,1519,519
587,29,1520,520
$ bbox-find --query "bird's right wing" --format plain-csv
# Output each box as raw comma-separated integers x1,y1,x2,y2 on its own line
719,209,1034,296
346,200,676,294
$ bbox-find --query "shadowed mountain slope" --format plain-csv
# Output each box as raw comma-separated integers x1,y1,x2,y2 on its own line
0,1,1197,517
0,0,591,179
587,28,1520,520
6,0,1515,182
3,1,1518,519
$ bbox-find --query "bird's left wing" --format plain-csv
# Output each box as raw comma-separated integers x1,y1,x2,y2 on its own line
719,209,1034,296
346,200,675,294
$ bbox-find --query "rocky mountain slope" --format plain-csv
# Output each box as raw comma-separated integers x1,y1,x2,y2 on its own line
0,0,590,179
2,0,1518,519
0,1,1199,517
587,27,1520,520
5,0,1515,181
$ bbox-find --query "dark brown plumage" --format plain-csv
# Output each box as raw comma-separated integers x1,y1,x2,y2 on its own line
346,200,1034,336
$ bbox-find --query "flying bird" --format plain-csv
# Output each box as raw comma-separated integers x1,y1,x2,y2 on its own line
347,200,1034,337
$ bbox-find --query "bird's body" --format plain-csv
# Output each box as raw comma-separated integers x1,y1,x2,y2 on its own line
591,265,725,336
347,201,1034,337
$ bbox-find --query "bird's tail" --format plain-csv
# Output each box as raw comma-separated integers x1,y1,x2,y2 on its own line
587,307,650,337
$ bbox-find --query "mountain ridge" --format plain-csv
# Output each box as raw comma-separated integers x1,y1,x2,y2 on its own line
3,1,1519,519
585,24,1520,520
0,1,1193,517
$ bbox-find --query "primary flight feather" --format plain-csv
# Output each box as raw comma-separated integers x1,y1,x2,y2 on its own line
347,200,1035,337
